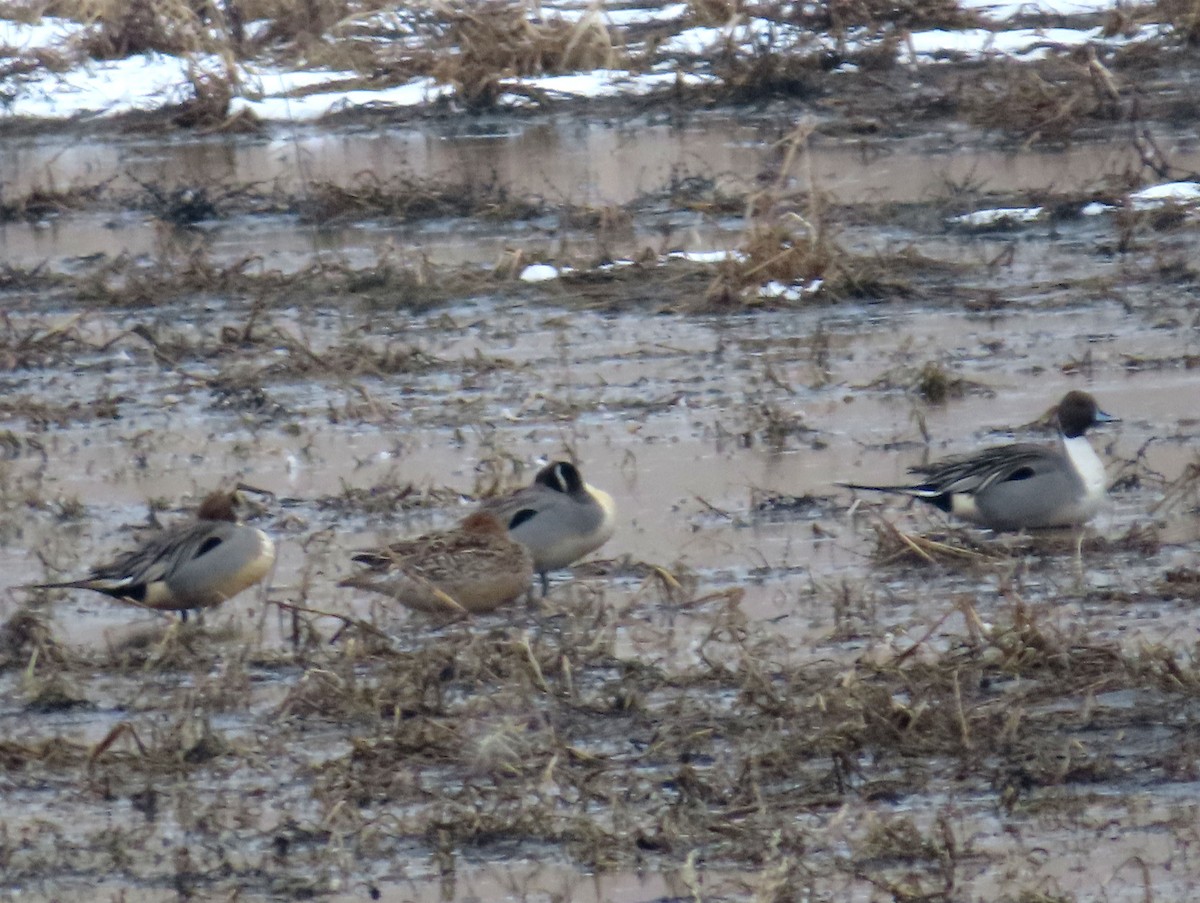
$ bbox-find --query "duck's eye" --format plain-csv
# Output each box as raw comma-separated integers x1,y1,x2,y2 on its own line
1007,467,1036,482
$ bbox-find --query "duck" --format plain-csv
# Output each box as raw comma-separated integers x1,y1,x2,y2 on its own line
24,487,276,620
840,390,1118,530
340,510,534,615
480,461,616,593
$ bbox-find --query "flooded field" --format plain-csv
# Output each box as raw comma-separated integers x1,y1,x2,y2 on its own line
4,1,1200,901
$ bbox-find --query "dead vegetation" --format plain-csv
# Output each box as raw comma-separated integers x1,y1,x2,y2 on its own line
861,361,995,405
299,172,547,225
428,3,621,107
1155,0,1200,45
0,182,109,223
313,480,463,518
4,573,1200,897
686,124,979,310
38,247,470,312
961,56,1126,145
0,0,1193,135
69,0,210,58
0,165,976,320
2,5,1200,900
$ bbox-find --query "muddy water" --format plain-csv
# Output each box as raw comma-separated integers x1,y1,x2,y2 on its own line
2,290,1198,647
8,119,1200,206
6,118,1200,271
3,117,1200,903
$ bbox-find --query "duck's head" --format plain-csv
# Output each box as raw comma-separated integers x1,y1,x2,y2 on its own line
1057,390,1117,439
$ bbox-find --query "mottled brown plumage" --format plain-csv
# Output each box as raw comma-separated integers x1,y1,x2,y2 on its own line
340,511,534,614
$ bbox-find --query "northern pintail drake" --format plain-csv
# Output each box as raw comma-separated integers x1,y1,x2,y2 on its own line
26,487,276,619
840,390,1118,530
340,510,534,615
480,461,616,594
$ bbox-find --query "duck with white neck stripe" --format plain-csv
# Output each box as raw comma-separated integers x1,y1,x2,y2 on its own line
839,390,1118,531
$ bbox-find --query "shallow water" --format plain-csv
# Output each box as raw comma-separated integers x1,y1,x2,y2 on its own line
3,111,1200,902
6,117,1200,272
2,271,1199,643
7,118,1200,205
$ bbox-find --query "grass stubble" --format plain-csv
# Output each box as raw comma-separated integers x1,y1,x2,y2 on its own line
3,516,1200,900
1,1,1199,899
3,0,1196,146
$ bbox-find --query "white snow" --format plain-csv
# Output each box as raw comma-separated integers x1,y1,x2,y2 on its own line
519,264,565,282
907,26,1098,61
7,53,207,119
948,206,1045,227
505,68,710,104
0,15,79,50
661,26,725,55
760,279,823,300
662,18,805,55
0,2,1168,122
603,3,690,26
1129,182,1200,210
960,0,1128,17
552,3,690,26
669,250,746,264
233,77,451,121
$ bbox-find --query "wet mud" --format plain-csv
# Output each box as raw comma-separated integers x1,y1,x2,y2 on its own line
4,14,1200,903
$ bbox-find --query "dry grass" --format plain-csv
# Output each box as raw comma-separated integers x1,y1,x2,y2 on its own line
693,124,951,309
702,0,978,99
0,0,1187,139
961,56,1124,144
299,173,545,224
710,32,829,102
53,245,482,312
427,2,621,107
865,517,1161,569
788,0,977,31
230,0,392,53
1156,0,1200,44
0,182,110,223
314,481,463,518
5,577,1200,896
0,311,100,371
861,361,995,405
66,0,214,58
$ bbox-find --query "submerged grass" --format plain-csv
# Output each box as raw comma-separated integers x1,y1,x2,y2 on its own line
0,182,110,223
2,7,1200,900
299,173,546,224
5,575,1200,897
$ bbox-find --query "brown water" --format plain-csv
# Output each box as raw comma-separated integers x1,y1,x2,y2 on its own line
2,292,1197,645
8,120,1200,205
3,115,1200,902
6,119,1200,272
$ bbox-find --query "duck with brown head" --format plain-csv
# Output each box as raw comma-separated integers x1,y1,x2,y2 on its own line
839,390,1118,531
22,484,276,621
340,510,534,615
